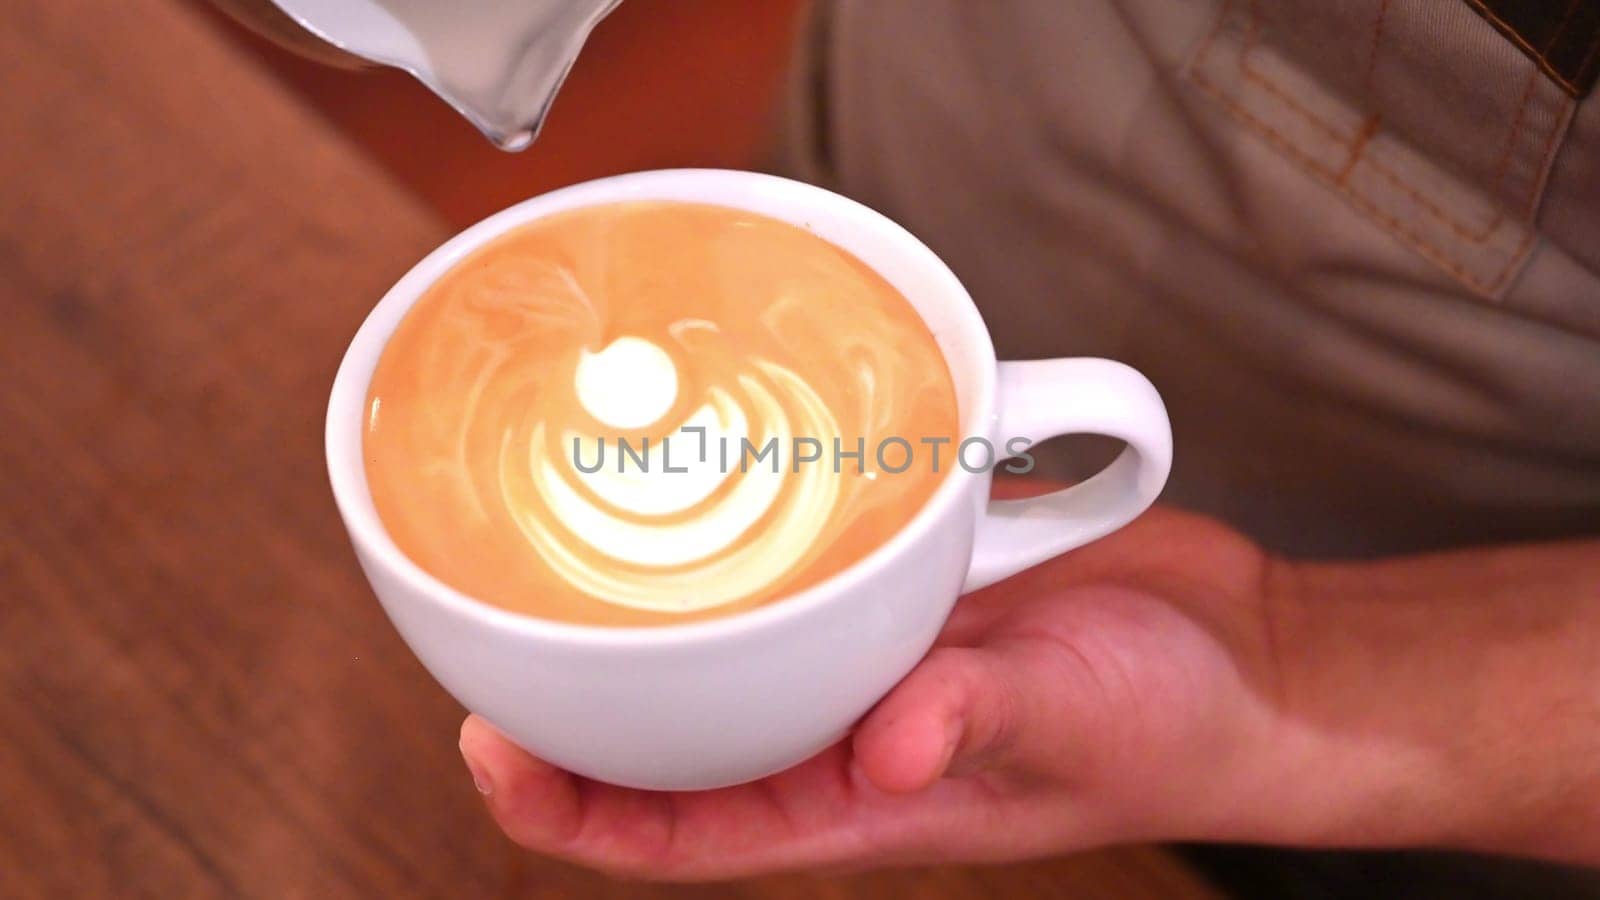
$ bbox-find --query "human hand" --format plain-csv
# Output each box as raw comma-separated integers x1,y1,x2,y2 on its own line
458,501,1301,879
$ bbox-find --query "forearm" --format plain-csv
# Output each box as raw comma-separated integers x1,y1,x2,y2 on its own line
1245,538,1600,863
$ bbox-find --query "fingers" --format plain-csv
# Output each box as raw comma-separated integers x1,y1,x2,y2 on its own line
459,716,586,849
459,718,888,879
460,716,696,874
852,645,1027,792
460,656,1094,879
855,632,1098,795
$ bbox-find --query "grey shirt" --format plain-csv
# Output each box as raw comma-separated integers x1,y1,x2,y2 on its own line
776,0,1600,559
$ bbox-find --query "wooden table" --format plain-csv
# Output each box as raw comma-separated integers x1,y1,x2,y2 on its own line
0,1,1223,896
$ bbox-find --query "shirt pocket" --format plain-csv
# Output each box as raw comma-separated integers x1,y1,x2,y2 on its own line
1183,0,1580,299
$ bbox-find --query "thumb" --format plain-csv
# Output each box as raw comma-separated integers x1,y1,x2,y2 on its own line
852,642,1073,793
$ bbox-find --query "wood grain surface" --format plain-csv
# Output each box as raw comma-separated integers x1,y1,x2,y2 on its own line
0,0,1223,896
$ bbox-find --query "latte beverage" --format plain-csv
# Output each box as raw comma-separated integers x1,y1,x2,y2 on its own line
364,201,958,626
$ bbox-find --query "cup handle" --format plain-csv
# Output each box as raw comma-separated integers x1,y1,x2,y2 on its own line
963,358,1173,593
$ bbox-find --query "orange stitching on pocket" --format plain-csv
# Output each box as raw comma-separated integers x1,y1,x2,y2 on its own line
1234,0,1514,243
1488,68,1542,202
1189,0,1565,294
1237,3,1352,143
1337,115,1382,185
1190,67,1536,295
1517,77,1576,219
1362,0,1391,100
1365,164,1501,243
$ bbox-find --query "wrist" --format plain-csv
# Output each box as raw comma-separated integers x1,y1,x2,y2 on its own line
1220,550,1600,862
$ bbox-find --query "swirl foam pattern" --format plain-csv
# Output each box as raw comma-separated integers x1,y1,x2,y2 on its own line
364,201,959,626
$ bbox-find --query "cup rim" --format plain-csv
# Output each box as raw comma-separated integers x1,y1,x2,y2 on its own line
325,169,997,648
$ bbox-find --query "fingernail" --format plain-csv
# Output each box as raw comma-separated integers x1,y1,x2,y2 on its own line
460,741,493,796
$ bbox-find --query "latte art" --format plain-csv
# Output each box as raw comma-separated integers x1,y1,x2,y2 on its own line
516,336,845,613
365,201,958,626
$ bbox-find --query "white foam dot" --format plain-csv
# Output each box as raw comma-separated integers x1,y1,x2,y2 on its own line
574,336,678,429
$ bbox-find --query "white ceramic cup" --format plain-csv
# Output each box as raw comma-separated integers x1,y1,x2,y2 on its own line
326,169,1172,791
